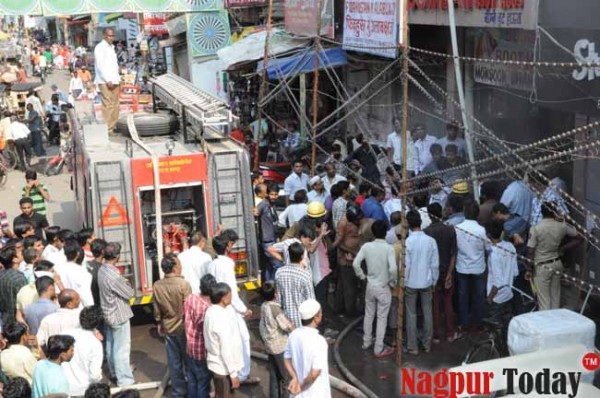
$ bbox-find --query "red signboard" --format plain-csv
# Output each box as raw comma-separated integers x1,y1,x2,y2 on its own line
130,154,208,186
225,0,267,7
143,13,169,35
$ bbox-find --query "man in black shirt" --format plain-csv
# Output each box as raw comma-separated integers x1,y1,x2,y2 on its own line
86,238,107,307
13,197,49,241
257,183,282,281
424,203,461,343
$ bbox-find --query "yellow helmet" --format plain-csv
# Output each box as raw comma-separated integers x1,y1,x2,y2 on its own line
452,180,469,195
307,201,327,218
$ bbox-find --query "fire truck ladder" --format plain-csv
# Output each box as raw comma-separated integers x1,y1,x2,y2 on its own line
210,149,258,280
151,73,238,140
94,161,137,287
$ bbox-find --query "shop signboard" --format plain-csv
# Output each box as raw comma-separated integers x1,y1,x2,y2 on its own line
342,0,400,58
225,0,266,7
284,0,335,38
408,0,539,30
537,28,600,117
144,12,169,35
473,29,534,91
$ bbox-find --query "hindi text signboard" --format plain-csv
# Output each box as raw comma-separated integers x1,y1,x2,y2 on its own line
343,0,400,58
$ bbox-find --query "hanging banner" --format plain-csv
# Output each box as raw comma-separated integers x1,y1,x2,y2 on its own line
342,0,399,59
225,0,266,8
473,29,535,92
0,0,42,16
284,0,334,39
42,0,89,16
89,0,133,12
9,0,223,15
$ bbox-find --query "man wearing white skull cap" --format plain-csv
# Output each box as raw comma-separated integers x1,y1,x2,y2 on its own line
283,299,331,397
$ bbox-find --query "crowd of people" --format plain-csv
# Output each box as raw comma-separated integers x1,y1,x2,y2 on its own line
252,115,584,368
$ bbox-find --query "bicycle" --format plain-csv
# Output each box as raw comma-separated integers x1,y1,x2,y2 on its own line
1,143,18,170
462,287,537,366
0,154,8,186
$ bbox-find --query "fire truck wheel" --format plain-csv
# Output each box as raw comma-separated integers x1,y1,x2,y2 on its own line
115,113,177,137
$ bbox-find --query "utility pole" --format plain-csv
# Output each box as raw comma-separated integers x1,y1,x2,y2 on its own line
396,0,409,366
310,0,323,175
447,0,478,200
255,0,274,171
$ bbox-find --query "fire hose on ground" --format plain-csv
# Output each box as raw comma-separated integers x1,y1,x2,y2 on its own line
250,347,372,398
332,316,380,398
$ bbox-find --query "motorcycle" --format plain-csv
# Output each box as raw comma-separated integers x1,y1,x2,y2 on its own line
45,138,72,176
32,65,47,84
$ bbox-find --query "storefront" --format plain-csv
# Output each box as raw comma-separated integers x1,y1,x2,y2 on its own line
536,0,600,280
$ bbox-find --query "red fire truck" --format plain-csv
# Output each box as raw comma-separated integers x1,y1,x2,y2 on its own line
70,73,259,305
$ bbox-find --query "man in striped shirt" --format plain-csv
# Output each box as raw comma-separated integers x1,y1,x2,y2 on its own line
22,170,49,217
98,242,135,387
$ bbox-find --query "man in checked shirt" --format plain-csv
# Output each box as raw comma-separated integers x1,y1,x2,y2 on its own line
183,273,217,398
275,242,316,328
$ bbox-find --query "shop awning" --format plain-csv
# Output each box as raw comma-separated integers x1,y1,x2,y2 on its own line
257,47,347,80
217,28,309,70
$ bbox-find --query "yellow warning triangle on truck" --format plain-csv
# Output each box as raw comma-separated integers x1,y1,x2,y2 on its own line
99,196,131,226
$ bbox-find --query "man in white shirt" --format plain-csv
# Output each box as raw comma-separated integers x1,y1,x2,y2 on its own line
455,201,490,332
61,306,104,397
37,289,81,347
279,190,309,228
307,176,327,204
412,123,437,175
284,299,331,397
284,160,309,206
386,117,404,169
9,116,32,171
53,239,94,307
205,235,259,385
321,163,346,195
204,282,243,396
404,210,439,355
42,227,65,261
352,220,397,358
485,219,518,322
94,28,121,134
178,231,212,294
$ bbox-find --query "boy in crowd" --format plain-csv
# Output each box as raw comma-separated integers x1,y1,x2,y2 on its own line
485,219,519,322
259,281,295,398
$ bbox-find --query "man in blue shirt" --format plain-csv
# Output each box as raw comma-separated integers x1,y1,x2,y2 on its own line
361,187,389,228
26,103,46,156
500,179,535,225
23,276,58,335
32,334,75,398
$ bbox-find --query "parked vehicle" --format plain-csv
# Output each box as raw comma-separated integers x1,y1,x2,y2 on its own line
71,73,259,305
